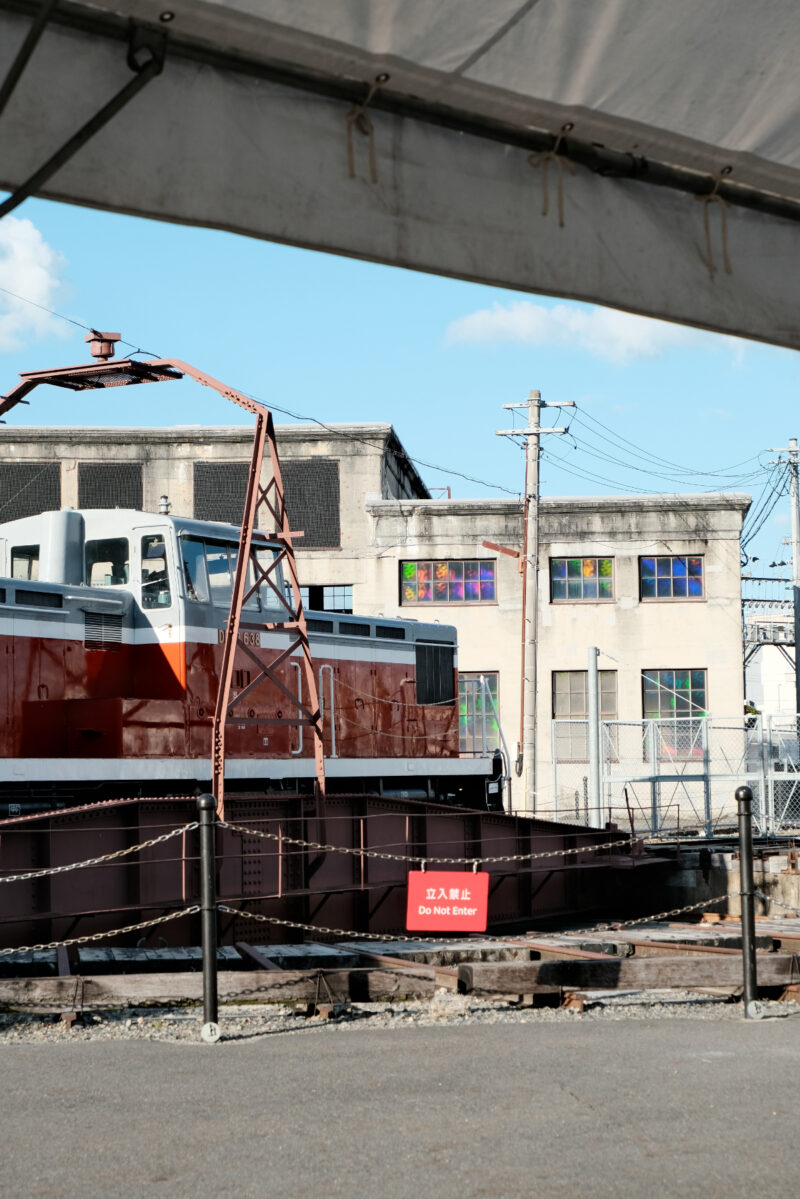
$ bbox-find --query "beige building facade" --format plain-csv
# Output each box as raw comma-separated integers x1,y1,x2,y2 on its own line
0,424,750,813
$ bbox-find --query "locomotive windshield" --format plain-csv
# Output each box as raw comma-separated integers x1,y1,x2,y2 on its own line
180,534,269,611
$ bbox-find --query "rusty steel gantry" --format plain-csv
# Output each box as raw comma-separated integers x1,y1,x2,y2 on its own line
0,333,327,818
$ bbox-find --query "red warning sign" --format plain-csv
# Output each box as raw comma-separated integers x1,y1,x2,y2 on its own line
406,870,489,932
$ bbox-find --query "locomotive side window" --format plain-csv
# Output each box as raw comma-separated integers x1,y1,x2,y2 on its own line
141,535,172,609
180,536,262,610
11,545,39,581
206,541,233,605
415,643,456,705
86,538,130,587
182,537,210,603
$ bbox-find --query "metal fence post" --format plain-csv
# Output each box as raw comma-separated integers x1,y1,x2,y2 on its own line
648,720,659,835
197,794,220,1041
702,718,712,837
735,785,759,1018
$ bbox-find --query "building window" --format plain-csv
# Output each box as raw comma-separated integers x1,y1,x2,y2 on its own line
642,668,708,759
78,462,143,510
640,556,703,600
551,558,614,601
193,462,249,526
0,463,60,522
282,459,341,548
459,673,500,755
552,670,617,761
300,584,353,613
642,669,707,719
401,560,496,604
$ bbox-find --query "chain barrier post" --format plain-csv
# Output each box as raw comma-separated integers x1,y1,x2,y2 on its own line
735,785,760,1017
197,794,220,1042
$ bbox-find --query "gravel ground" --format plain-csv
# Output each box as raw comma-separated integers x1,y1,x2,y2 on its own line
3,988,799,1043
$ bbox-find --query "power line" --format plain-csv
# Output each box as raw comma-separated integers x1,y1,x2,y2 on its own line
0,283,159,359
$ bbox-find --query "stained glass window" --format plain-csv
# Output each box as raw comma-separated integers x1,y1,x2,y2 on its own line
550,557,614,601
640,556,704,600
400,560,496,604
459,673,500,754
642,669,707,718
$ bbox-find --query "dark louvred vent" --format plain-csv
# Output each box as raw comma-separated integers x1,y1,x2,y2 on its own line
84,610,123,649
342,622,370,637
376,625,405,639
15,589,62,608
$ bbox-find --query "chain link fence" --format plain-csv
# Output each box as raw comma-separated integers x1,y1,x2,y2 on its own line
552,715,800,836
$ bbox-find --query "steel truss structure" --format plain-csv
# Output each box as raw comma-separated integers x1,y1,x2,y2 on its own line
0,338,327,818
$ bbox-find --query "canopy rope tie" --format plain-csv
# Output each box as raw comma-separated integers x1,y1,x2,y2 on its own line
528,122,575,228
346,73,390,184
697,165,733,280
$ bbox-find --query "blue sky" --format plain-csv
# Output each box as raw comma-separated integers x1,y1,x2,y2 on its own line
1,194,799,574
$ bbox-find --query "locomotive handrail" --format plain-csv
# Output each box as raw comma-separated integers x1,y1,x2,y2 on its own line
319,664,338,759
291,661,303,756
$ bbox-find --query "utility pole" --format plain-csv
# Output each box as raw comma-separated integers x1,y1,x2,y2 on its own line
791,439,800,717
497,390,574,812
768,439,800,714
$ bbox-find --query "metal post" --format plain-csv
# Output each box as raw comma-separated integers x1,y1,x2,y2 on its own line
496,392,573,813
197,794,220,1041
648,720,660,834
587,647,602,828
788,439,800,719
735,785,759,1017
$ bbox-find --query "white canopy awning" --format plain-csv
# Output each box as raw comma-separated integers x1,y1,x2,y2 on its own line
1,0,798,346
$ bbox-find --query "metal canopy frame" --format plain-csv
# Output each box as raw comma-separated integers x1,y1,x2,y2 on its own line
1,0,798,227
0,351,327,819
0,13,165,220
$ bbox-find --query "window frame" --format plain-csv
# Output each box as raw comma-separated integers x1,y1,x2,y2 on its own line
641,667,708,761
550,557,615,603
552,669,618,763
400,559,497,606
458,671,500,755
639,554,704,602
11,545,40,582
85,537,130,588
641,668,708,720
300,584,354,614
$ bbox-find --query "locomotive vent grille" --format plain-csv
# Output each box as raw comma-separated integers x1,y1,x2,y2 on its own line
84,611,123,649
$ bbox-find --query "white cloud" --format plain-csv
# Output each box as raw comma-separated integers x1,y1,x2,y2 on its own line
0,216,67,351
444,300,706,364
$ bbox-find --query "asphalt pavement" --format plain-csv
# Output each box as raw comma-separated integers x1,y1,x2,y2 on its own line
3,1015,798,1198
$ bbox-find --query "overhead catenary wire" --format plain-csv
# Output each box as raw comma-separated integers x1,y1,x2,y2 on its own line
0,282,160,360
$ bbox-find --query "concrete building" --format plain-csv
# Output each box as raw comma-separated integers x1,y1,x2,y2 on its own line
0,424,750,813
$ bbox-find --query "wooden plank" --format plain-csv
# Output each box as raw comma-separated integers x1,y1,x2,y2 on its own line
459,954,799,993
0,967,435,1009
